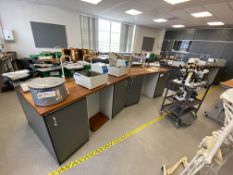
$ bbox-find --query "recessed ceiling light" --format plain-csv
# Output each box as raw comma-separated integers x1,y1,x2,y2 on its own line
163,0,191,5
207,21,224,26
80,0,102,5
172,25,185,28
125,9,143,16
154,18,168,23
191,11,213,18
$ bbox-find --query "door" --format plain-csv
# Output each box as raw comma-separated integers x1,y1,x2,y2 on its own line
112,79,128,118
46,98,89,164
126,76,144,106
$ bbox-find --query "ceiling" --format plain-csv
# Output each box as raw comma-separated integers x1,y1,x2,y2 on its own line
6,0,233,29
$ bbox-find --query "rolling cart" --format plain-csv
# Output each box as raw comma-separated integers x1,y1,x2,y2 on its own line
160,80,211,127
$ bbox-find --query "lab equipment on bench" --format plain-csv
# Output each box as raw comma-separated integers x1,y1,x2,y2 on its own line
2,69,30,81
28,77,68,106
73,71,108,89
162,88,233,175
148,62,160,67
108,52,128,77
60,54,72,79
36,66,62,77
91,62,108,74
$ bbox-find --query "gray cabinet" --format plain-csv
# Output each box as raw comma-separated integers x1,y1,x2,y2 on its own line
218,29,233,41
164,31,178,40
17,91,89,165
205,29,221,41
125,76,144,106
221,43,233,80
194,30,208,40
45,98,89,164
189,41,203,54
211,43,225,58
154,73,169,97
176,30,195,40
112,79,128,118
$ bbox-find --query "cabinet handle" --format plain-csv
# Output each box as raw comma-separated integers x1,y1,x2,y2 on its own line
125,80,128,87
131,78,134,86
52,117,58,127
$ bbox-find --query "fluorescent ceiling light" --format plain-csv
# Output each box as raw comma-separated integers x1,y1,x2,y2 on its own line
207,21,224,26
191,11,212,18
154,18,168,23
80,0,102,5
163,0,191,5
172,25,185,28
125,9,142,16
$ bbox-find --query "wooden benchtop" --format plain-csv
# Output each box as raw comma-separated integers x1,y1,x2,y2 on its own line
221,79,233,88
20,67,169,116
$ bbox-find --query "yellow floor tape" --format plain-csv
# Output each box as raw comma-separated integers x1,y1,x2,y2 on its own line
48,85,220,175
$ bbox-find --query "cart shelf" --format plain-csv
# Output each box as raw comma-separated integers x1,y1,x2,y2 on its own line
166,95,201,109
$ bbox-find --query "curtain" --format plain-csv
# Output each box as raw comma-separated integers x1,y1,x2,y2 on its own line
80,15,98,50
120,23,135,53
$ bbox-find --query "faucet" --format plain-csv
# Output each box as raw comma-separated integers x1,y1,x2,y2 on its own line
59,55,72,79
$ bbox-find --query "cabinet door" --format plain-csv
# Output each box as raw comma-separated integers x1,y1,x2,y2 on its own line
176,30,195,40
221,43,233,80
194,29,209,40
46,98,89,164
164,31,178,40
189,41,203,54
112,79,128,118
218,29,233,41
205,29,221,41
154,73,169,97
126,76,144,106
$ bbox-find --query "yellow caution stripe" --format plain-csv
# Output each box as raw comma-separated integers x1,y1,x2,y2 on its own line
48,114,167,175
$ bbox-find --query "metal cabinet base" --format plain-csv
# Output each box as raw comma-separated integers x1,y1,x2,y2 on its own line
125,76,144,106
154,73,169,97
112,79,128,118
17,90,89,164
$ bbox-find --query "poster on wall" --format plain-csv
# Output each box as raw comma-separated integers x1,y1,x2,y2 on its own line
30,21,68,48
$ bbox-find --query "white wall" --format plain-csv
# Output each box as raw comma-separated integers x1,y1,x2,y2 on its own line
134,25,165,54
0,1,82,57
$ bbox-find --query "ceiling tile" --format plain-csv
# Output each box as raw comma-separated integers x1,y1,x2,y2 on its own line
18,0,233,28
205,2,233,24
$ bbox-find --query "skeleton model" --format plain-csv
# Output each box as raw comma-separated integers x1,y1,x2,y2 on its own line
162,88,233,175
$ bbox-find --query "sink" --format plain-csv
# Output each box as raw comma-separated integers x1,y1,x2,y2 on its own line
108,66,128,77
73,71,108,89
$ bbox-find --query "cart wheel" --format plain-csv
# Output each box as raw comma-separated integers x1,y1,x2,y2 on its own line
175,122,180,128
161,165,166,172
159,111,163,115
194,114,197,120
161,166,164,171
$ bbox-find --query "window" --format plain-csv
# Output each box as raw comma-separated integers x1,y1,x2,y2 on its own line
110,22,121,52
172,40,192,53
98,19,111,52
98,19,122,52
